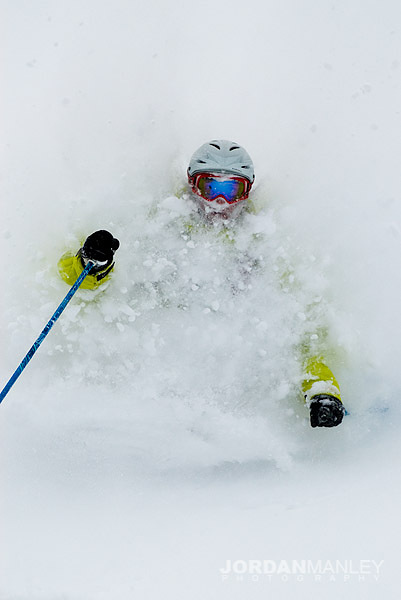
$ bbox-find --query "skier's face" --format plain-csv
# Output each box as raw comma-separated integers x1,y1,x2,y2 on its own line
188,172,251,221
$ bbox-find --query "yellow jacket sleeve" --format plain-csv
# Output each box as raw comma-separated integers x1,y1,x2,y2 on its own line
57,252,114,290
302,356,342,405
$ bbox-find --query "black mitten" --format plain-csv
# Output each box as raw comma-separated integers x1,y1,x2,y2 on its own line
310,394,345,428
80,230,120,273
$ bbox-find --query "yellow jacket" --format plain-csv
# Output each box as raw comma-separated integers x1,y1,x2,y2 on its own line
302,356,342,404
58,252,114,290
58,245,342,407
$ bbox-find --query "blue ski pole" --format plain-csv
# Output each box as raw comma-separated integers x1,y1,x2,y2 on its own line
0,260,95,404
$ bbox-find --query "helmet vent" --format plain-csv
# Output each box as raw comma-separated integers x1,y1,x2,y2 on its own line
242,165,250,168
197,159,206,164
230,145,240,151
209,143,221,150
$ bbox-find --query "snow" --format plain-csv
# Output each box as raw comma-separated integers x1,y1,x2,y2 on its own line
2,0,401,598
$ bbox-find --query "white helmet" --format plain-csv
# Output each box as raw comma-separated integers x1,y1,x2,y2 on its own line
187,140,255,184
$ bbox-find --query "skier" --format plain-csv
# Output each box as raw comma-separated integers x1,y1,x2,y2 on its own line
58,140,345,428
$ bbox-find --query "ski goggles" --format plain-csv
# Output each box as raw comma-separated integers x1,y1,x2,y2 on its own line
189,173,251,204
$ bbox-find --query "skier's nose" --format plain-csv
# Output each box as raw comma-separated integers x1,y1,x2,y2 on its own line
216,198,226,205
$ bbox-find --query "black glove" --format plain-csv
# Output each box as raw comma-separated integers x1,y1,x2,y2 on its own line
309,394,345,428
79,230,120,273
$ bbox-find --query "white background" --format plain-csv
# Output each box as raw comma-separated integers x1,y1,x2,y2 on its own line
2,1,401,598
